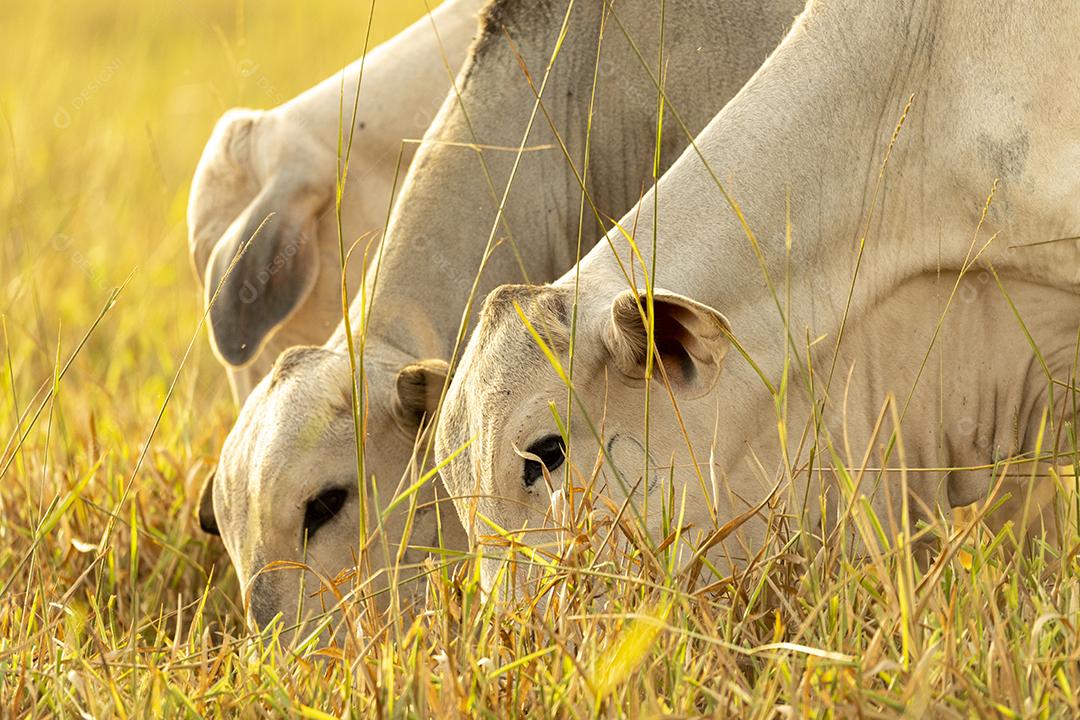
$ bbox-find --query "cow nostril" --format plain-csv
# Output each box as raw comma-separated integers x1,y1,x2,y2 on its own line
303,487,348,540
248,573,280,629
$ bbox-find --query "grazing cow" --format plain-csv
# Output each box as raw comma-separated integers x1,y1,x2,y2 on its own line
436,0,1080,593
187,0,485,402
198,0,804,642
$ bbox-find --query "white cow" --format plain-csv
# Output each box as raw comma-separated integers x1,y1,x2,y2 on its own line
187,0,486,402
436,0,1080,593
199,0,805,642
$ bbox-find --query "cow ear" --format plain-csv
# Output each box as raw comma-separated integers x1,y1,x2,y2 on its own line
393,359,450,431
204,171,326,367
198,468,220,536
603,288,731,399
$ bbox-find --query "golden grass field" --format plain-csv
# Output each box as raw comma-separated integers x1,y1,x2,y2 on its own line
3,1,1080,717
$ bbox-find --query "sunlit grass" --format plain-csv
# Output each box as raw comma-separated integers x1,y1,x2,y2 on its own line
3,0,1080,717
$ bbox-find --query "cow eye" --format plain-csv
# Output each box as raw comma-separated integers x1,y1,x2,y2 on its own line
303,487,348,540
523,434,565,487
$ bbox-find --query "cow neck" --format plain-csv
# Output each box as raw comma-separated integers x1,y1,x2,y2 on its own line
342,8,606,365
567,0,1080,467
278,0,482,167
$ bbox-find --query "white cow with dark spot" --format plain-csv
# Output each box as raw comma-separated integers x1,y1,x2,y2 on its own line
437,0,1080,594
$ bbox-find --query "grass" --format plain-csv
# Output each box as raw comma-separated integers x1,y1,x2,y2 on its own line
3,1,1080,717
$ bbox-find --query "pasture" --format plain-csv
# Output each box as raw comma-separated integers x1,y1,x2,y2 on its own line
2,1,1079,717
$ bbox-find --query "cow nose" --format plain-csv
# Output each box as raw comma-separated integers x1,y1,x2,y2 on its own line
248,573,282,630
